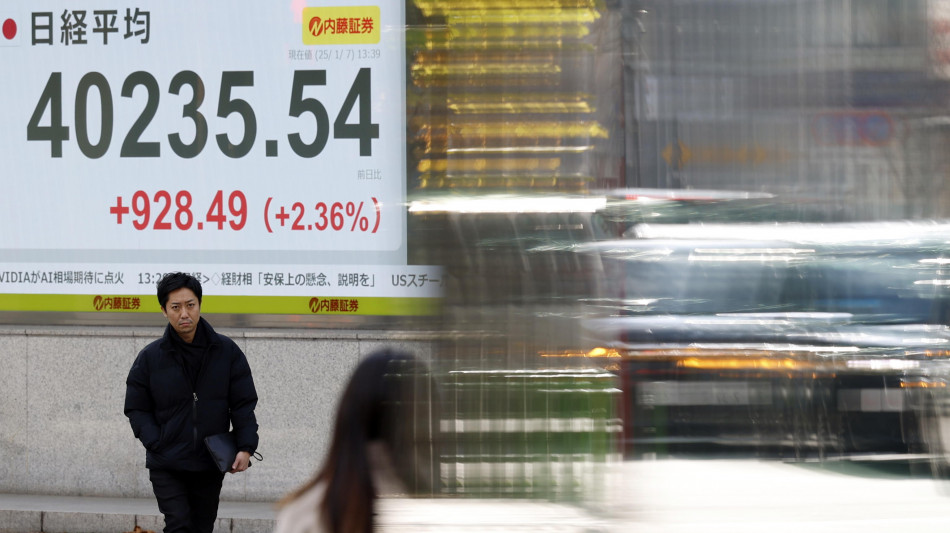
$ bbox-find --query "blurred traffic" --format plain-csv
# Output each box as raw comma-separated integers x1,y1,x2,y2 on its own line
401,0,950,523
579,214,950,467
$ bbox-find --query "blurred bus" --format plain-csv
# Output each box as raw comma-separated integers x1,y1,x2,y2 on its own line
577,220,950,466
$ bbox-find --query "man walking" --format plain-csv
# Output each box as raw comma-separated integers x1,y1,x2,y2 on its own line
125,272,259,533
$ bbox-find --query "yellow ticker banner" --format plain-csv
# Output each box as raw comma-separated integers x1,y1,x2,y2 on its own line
0,294,441,316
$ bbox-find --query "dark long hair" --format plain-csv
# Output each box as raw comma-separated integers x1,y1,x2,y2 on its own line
283,349,437,533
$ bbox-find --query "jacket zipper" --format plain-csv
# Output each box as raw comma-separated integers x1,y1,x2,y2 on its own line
193,392,198,449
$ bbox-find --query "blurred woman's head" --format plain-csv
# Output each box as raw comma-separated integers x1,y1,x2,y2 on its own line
288,348,438,533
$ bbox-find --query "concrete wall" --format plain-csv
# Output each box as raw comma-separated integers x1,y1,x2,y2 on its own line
0,325,437,502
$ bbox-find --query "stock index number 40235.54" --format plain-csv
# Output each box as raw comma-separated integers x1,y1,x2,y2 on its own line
26,69,379,159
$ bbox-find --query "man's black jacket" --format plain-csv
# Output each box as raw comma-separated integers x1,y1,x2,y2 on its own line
124,318,259,471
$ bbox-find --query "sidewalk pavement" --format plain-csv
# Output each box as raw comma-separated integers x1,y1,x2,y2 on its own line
0,494,276,533
0,492,608,533
9,459,950,533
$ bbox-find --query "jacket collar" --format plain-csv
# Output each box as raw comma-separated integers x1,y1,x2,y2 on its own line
160,317,218,350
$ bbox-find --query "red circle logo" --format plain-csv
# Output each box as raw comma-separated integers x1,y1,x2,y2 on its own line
2,19,17,41
308,17,323,37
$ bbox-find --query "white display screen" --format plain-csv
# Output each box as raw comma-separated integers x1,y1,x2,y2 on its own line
0,1,442,317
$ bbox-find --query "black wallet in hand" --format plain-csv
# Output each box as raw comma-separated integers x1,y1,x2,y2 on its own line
204,432,239,473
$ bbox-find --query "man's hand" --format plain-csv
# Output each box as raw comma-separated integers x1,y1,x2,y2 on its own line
229,451,251,474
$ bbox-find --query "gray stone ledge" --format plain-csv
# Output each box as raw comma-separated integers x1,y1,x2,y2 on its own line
0,509,41,533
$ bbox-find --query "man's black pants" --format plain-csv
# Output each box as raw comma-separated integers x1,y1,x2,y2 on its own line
149,468,226,533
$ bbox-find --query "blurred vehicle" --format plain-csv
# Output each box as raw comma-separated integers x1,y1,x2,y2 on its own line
408,192,617,352
408,193,625,499
595,188,845,234
576,221,950,466
438,367,621,499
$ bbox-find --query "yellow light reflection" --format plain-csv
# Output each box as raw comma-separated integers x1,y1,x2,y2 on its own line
445,9,600,26
449,24,592,42
412,63,562,78
447,94,595,115
416,0,602,17
900,381,948,388
407,0,607,192
446,146,592,155
418,157,562,173
537,348,622,358
678,357,812,371
451,121,609,139
411,64,564,87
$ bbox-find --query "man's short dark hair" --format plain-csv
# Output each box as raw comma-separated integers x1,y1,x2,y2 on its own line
157,272,203,309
